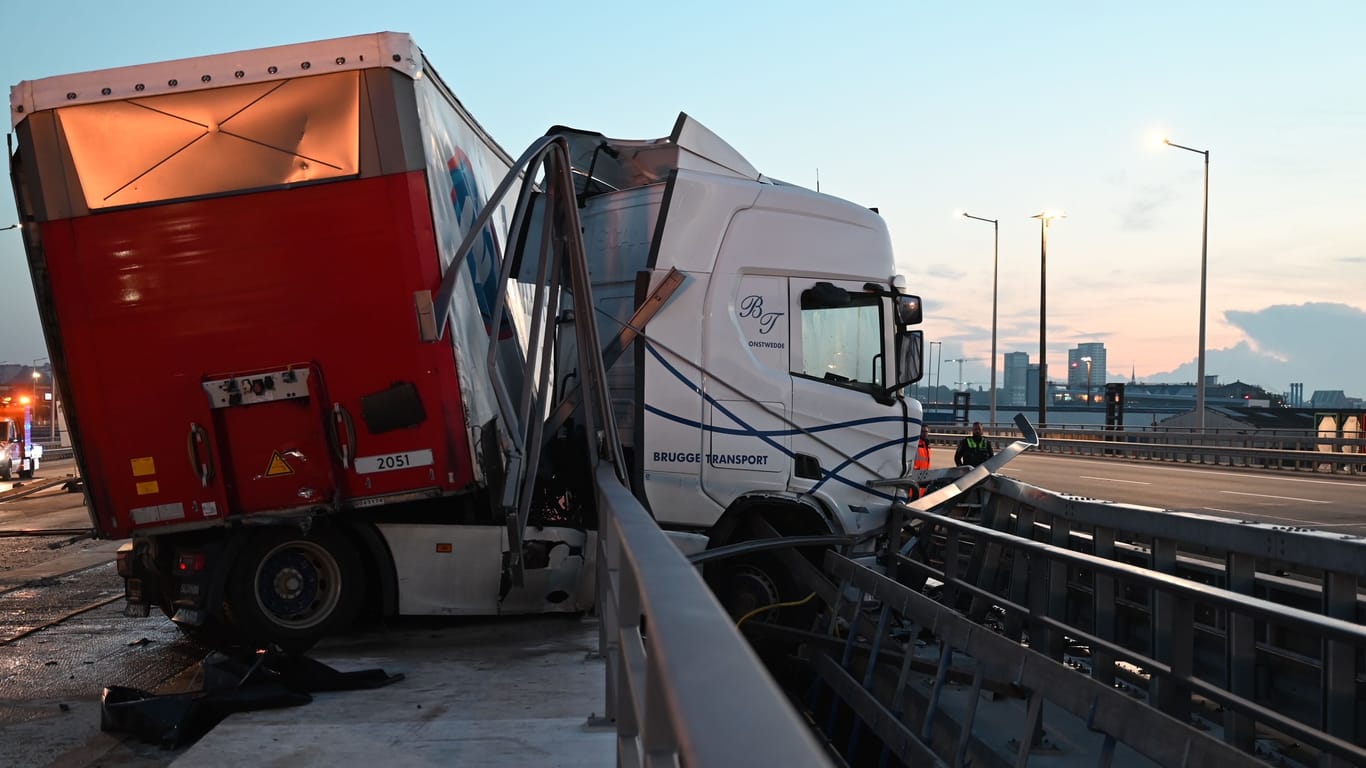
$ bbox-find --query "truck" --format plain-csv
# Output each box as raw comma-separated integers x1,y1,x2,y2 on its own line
0,397,43,480
8,32,930,651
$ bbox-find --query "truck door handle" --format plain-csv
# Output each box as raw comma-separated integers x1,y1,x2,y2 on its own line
186,422,215,486
331,403,355,469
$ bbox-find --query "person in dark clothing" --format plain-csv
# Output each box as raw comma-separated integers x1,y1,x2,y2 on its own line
954,421,993,467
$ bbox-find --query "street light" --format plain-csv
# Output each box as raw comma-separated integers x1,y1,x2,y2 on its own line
1080,356,1093,406
1031,211,1064,428
1163,138,1210,431
945,358,968,392
928,341,943,401
32,357,50,437
960,212,999,425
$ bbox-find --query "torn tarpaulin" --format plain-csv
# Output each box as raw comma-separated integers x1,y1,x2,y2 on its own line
100,649,404,748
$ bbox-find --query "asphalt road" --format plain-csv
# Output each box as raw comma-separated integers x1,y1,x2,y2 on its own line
996,451,1366,535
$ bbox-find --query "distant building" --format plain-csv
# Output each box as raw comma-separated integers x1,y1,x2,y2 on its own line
1067,343,1107,391
1310,390,1353,409
1003,352,1029,406
1026,362,1041,407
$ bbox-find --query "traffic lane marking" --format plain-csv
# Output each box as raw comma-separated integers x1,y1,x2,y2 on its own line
1022,456,1366,488
1078,475,1149,485
1202,507,1364,528
1218,490,1330,504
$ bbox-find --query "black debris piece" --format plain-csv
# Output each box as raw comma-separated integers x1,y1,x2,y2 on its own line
100,648,404,749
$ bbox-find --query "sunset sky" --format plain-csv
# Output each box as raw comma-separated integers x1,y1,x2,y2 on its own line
3,1,1363,396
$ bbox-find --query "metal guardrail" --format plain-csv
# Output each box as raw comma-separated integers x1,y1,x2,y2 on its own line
929,424,1366,475
878,475,1366,766
593,463,830,766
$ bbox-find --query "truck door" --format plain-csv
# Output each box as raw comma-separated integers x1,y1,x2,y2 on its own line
789,280,911,520
700,274,791,504
201,365,340,515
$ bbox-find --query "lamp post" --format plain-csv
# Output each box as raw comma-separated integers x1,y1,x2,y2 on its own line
1030,212,1064,428
1080,355,1093,407
32,357,49,436
1164,138,1209,431
929,341,943,402
945,358,967,392
961,212,999,425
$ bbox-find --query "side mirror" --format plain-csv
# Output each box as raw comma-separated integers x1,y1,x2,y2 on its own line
886,329,924,392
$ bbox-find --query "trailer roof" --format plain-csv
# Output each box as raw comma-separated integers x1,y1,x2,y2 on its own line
10,32,422,128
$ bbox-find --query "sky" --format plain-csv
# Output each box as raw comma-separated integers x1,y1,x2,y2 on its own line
2,1,1364,398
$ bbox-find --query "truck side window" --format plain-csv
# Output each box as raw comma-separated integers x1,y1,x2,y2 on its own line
799,288,884,390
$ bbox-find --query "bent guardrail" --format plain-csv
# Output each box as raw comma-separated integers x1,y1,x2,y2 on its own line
885,474,1366,766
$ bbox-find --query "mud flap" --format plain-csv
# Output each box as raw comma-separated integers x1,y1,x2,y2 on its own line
100,649,404,748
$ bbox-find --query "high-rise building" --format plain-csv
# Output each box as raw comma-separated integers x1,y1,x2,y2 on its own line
1068,343,1107,391
1026,362,1041,408
1004,352,1030,406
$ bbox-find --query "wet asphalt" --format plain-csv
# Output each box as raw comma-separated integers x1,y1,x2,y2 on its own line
0,463,206,767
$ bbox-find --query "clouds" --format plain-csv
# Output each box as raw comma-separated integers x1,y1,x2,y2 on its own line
1148,303,1365,394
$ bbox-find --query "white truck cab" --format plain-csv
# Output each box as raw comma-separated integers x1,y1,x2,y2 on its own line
554,116,924,608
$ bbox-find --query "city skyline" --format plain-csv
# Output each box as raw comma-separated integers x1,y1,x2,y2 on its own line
1,3,1363,397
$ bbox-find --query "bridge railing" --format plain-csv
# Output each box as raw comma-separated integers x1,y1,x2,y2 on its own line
888,475,1366,766
592,463,830,766
930,424,1366,475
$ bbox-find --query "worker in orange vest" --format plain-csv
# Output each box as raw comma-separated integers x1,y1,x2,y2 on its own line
906,429,932,500
913,430,931,471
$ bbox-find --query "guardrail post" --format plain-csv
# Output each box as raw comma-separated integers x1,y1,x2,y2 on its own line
1224,552,1256,753
1151,537,1193,723
598,509,622,725
1004,506,1037,642
1047,516,1071,661
1323,571,1358,767
1092,526,1117,687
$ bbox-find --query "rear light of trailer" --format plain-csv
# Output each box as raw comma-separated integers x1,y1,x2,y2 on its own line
177,553,207,572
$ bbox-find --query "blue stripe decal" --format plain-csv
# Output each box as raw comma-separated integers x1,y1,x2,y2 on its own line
644,344,919,502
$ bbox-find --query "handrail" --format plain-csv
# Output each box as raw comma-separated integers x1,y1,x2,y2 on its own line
594,463,830,765
927,423,1366,475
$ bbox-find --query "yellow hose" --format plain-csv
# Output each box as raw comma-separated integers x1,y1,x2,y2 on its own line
735,591,818,628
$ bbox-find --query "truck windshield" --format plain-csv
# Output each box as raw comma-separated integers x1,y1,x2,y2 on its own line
799,288,883,390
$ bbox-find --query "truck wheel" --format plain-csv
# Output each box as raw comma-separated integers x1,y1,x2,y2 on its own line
227,526,363,653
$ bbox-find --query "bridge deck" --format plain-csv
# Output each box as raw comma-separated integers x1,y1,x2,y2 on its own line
174,615,614,767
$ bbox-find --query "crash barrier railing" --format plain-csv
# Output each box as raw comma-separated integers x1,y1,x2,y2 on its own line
931,424,1366,475
592,463,830,766
820,552,1256,767
880,475,1366,767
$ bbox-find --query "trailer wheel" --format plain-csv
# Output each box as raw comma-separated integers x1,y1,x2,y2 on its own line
227,526,363,653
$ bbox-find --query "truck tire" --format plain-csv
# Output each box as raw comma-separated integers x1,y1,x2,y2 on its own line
226,525,363,654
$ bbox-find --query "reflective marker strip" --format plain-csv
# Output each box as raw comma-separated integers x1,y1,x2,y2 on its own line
130,502,185,524
354,449,435,475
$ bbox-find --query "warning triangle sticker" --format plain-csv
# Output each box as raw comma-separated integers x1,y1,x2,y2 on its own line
265,451,295,478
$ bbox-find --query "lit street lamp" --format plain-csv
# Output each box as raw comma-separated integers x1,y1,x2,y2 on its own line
1164,137,1210,431
32,357,50,438
1080,355,1093,406
1031,211,1064,428
960,212,999,425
